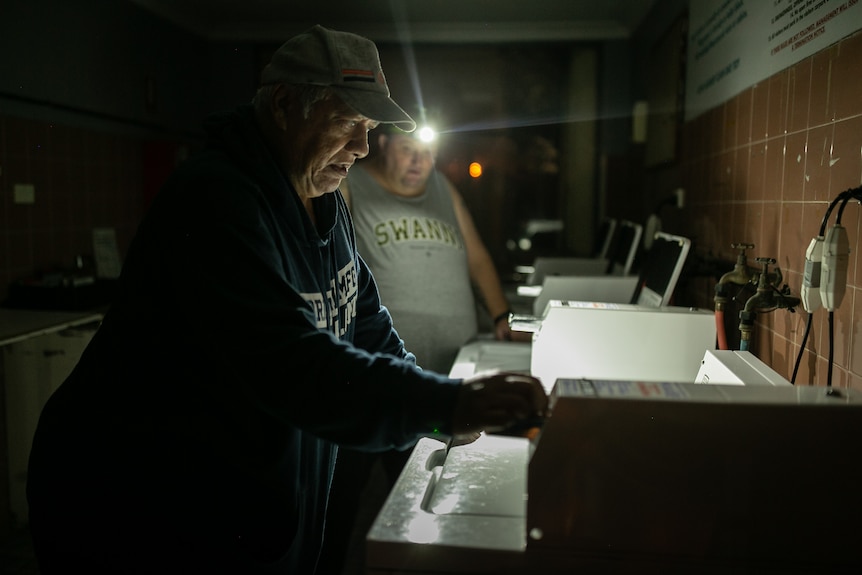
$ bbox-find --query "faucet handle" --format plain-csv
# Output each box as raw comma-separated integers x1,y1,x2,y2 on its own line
755,257,777,266
755,257,782,286
731,243,755,264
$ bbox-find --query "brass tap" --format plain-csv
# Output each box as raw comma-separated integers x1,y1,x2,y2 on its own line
737,257,802,345
714,243,755,311
742,257,800,314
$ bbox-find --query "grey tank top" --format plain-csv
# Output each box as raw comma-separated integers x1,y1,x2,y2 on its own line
347,166,477,374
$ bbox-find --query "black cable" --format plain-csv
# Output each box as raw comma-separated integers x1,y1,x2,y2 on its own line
827,311,834,387
824,190,860,388
835,192,856,225
790,314,813,384
820,188,855,234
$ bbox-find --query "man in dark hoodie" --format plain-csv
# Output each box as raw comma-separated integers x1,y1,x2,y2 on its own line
26,25,547,575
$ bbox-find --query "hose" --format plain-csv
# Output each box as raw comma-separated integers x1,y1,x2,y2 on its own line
715,310,729,350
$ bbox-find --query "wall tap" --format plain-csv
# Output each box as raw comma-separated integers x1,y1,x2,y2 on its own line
737,257,802,348
714,243,756,312
742,257,801,314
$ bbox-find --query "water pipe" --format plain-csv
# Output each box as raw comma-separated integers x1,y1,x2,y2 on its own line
714,243,755,350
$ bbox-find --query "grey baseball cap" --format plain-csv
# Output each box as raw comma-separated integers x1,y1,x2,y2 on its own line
261,25,416,131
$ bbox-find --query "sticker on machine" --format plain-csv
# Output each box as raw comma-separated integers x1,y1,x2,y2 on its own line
559,300,621,310
556,379,692,400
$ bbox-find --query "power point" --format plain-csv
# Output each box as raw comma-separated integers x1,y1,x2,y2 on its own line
820,225,850,311
674,188,685,209
13,183,35,204
801,236,824,313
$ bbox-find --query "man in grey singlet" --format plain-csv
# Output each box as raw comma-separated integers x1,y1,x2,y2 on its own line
342,122,515,373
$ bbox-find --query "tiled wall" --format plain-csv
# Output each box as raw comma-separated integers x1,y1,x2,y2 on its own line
0,116,146,304
676,29,862,389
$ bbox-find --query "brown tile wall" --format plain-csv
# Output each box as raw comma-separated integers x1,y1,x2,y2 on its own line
676,29,862,389
0,116,146,304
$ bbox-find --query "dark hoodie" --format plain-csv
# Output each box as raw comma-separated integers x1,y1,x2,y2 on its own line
27,105,460,574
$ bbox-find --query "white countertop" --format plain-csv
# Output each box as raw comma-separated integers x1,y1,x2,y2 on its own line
0,308,105,347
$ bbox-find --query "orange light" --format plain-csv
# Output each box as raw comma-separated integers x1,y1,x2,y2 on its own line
468,162,483,178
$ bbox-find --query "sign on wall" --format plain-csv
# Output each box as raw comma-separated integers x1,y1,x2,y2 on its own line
686,0,862,120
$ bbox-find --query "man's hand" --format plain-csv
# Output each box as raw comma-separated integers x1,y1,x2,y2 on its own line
492,316,532,342
493,319,512,341
451,372,548,436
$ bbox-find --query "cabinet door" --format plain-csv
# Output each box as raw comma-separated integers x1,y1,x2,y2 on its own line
4,323,98,526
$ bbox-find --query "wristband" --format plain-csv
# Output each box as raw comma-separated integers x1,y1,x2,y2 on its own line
492,310,512,325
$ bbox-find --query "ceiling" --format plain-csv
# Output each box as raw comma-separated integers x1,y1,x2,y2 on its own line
129,0,657,44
